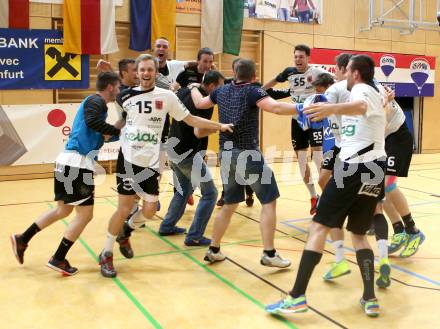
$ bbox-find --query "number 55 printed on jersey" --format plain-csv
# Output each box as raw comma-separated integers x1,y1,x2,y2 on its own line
293,76,306,87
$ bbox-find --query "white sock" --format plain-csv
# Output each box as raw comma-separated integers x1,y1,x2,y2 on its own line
377,239,388,261
103,232,117,254
333,240,345,263
306,184,318,198
128,209,147,229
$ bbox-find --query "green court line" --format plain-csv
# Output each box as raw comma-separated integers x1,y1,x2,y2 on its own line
145,227,298,329
103,197,298,329
115,238,262,261
114,235,294,261
46,203,163,329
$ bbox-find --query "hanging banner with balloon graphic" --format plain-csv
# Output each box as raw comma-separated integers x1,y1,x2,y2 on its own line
379,54,396,81
409,58,430,95
310,48,435,97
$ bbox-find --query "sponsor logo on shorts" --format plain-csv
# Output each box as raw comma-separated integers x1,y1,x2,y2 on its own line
358,183,382,197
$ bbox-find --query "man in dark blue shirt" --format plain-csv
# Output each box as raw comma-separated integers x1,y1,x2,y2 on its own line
191,59,299,268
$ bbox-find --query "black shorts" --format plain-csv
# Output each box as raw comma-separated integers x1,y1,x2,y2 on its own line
116,150,160,199
313,159,385,235
54,164,94,206
321,146,341,171
291,118,323,151
385,123,413,177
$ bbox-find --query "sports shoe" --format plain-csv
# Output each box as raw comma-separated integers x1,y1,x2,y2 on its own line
265,295,308,314
323,259,351,280
310,195,319,215
10,234,28,264
245,193,254,207
204,249,226,263
99,251,117,278
187,194,194,206
260,252,291,268
400,230,425,258
376,258,391,288
46,257,78,276
216,191,225,207
388,232,409,254
184,237,211,246
158,226,186,236
116,233,134,259
360,298,380,317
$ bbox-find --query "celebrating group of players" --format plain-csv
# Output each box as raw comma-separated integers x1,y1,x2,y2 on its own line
10,38,425,318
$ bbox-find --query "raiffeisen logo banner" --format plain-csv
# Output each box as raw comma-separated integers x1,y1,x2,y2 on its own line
0,28,89,90
310,48,436,97
0,103,120,166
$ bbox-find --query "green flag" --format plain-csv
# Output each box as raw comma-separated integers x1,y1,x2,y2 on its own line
223,0,244,56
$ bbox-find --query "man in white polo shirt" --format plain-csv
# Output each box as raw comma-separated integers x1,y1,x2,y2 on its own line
266,54,386,317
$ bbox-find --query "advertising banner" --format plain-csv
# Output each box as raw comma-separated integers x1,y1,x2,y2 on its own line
311,48,435,97
0,28,89,90
176,0,201,14
0,103,120,166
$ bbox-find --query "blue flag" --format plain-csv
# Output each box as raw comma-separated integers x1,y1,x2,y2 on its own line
129,0,152,51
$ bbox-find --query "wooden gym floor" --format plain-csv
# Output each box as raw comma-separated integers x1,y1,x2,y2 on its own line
1,154,439,329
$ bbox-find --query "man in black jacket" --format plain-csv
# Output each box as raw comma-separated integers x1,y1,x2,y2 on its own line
159,70,225,246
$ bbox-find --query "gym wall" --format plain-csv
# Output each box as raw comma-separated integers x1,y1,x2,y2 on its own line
1,0,439,179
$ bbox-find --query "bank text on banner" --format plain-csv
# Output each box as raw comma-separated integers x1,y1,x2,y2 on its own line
0,28,89,89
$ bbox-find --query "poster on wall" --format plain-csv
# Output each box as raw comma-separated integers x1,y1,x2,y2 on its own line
176,0,202,14
175,0,323,24
245,0,323,24
311,48,435,97
0,103,120,166
0,28,89,90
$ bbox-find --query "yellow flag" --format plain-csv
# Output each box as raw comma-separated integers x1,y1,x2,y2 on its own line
151,0,176,50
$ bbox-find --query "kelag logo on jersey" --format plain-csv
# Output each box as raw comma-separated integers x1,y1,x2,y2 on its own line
341,125,355,137
125,131,158,144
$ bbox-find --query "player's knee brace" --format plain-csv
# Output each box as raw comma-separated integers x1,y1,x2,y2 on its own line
385,175,397,193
